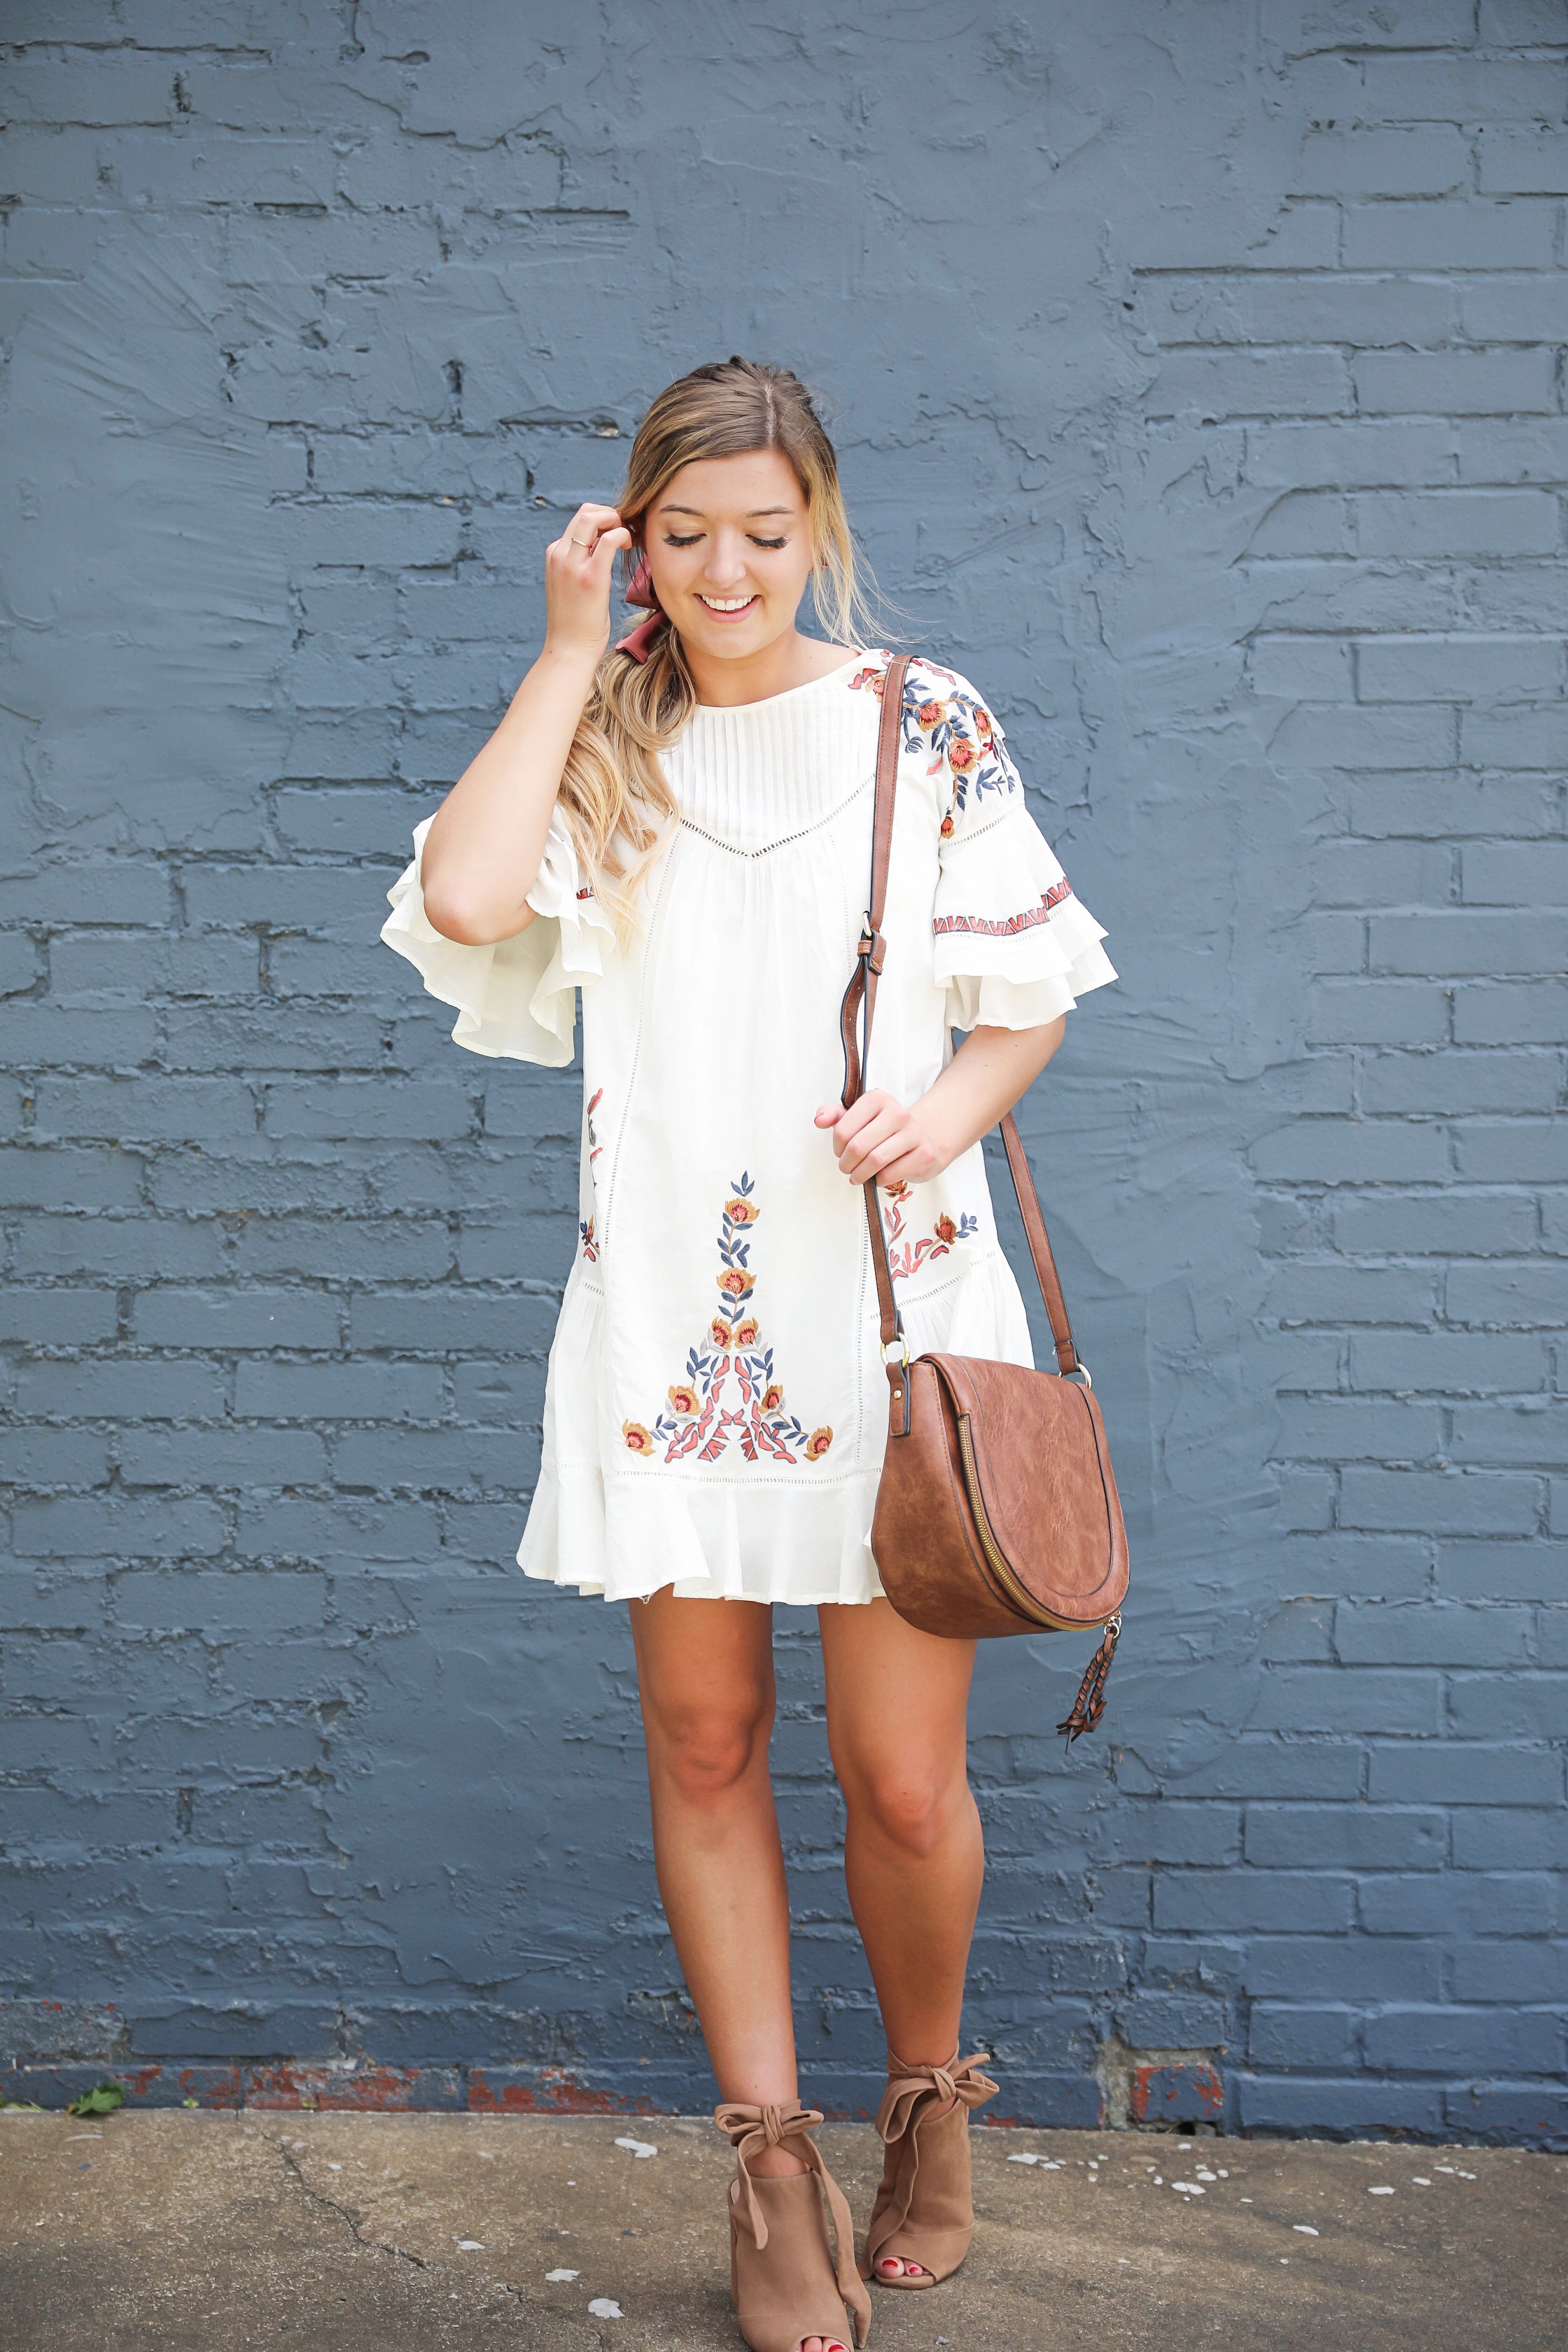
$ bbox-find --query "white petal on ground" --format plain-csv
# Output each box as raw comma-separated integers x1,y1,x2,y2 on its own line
613,2136,658,2158
588,2298,624,2318
1007,2152,1041,2164
1411,2177,1432,2186
546,2269,580,2282
1293,2225,1320,2236
1172,2181,1205,2194
1368,2185,1395,2195
455,2239,484,2250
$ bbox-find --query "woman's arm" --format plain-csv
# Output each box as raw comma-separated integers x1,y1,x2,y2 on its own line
418,501,631,946
813,1018,1066,1189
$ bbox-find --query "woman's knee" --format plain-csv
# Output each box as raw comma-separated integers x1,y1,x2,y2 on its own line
841,1758,971,1859
647,1694,773,1805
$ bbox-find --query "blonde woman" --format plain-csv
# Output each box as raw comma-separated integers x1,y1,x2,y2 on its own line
382,358,1114,2352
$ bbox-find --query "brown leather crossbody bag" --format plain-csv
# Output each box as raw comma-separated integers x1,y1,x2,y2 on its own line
841,654,1130,1740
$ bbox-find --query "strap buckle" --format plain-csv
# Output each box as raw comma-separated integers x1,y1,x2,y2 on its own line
1062,1360,1093,1390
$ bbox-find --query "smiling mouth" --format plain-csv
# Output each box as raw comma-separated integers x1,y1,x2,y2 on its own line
696,594,760,615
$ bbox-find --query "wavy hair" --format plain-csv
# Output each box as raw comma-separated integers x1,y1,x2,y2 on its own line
556,358,881,931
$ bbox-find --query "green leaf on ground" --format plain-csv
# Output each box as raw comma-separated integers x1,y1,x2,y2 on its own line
66,2082,126,2118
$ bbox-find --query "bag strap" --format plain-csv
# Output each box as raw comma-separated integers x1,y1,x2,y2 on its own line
839,652,1085,1385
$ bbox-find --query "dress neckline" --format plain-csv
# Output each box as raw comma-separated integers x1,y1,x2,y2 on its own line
689,649,876,715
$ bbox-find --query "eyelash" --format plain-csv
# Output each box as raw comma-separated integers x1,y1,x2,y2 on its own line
662,533,788,550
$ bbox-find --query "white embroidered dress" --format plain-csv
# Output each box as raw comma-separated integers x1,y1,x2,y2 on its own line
382,651,1114,1606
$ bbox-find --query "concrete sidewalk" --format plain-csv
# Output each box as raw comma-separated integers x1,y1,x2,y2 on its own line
2,2109,1561,2351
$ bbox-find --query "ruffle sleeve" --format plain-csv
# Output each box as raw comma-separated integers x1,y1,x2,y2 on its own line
379,808,612,1065
912,662,1116,1031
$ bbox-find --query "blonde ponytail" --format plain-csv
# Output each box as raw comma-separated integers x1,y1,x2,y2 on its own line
554,358,883,933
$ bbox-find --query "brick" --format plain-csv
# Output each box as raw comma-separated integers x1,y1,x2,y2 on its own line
1342,1466,1541,1536
1448,1261,1568,1328
0,1004,159,1066
1462,841,1568,906
111,1572,328,1634
1438,1539,1567,1604
1334,1191,1537,1256
1115,1991,1228,2049
1450,1402,1567,1468
1362,1049,1559,1117
1461,702,1568,766
1448,1672,1568,1741
1245,1802,1446,1871
1250,634,1355,700
1152,1870,1352,1935
0,1427,113,1488
1254,1122,1452,1186
1370,912,1565,976
1364,2006,1560,2076
1237,2073,1445,2135
1094,1803,1242,1868
1247,2005,1358,2071
14,1216,226,1282
1355,490,1558,559
1368,1742,1562,1805
1461,274,1568,342
129,1289,343,1350
1307,982,1448,1046
0,1291,117,1345
1144,348,1350,420
1248,491,1350,556
232,1359,446,1421
32,1078,256,1143
1478,129,1568,195
1336,1600,1533,1667
0,1147,144,1210
14,1359,227,1421
48,932,259,1001
349,1291,559,1353
1345,206,1558,279
1455,1123,1565,1182
12,1494,227,1560
1455,983,1568,1044
1350,773,1558,838
1452,1809,1568,1872
1310,838,1451,907
1359,54,1568,122
1359,635,1564,706
1252,1667,1442,1737
1275,1396,1441,1460
262,1082,474,1141
1450,2082,1568,2141
1451,1942,1568,2003
118,1425,330,1489
1292,126,1471,198
234,1497,443,1564
1270,701,1455,768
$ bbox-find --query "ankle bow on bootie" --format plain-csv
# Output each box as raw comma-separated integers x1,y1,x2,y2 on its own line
715,2101,871,2348
864,2049,998,2288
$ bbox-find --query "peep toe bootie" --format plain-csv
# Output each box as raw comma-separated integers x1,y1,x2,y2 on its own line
862,2047,998,2290
716,2101,872,2352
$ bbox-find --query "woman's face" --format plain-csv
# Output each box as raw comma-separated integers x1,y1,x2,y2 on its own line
642,449,817,665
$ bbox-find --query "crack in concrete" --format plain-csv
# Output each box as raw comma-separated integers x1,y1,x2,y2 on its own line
264,2128,433,2273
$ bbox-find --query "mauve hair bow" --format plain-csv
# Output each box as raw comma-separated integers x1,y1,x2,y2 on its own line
614,551,668,664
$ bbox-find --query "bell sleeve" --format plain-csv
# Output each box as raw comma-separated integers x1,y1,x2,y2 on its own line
920,667,1116,1032
379,806,612,1065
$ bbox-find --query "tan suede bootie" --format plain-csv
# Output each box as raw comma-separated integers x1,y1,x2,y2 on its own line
861,2047,998,2289
716,2100,872,2352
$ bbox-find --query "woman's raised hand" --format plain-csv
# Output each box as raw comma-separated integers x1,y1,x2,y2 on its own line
544,502,635,661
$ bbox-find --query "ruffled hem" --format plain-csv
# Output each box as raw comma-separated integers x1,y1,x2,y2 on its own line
517,1248,1035,1606
932,803,1116,1030
379,811,612,1066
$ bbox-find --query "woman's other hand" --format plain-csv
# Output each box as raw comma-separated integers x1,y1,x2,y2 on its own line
544,503,634,659
813,1088,948,1191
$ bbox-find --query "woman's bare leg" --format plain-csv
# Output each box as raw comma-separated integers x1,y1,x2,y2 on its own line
819,1597,983,2278
631,1590,848,2352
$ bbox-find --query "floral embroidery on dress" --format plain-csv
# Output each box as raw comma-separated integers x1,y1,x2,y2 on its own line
622,1174,834,1467
933,876,1075,939
849,651,1017,832
881,1183,979,1282
580,1088,606,1259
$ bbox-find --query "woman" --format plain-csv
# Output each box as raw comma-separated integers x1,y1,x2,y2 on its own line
382,358,1114,2352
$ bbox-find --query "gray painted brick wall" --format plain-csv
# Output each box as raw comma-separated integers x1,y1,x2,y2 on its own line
1,3,1563,2144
